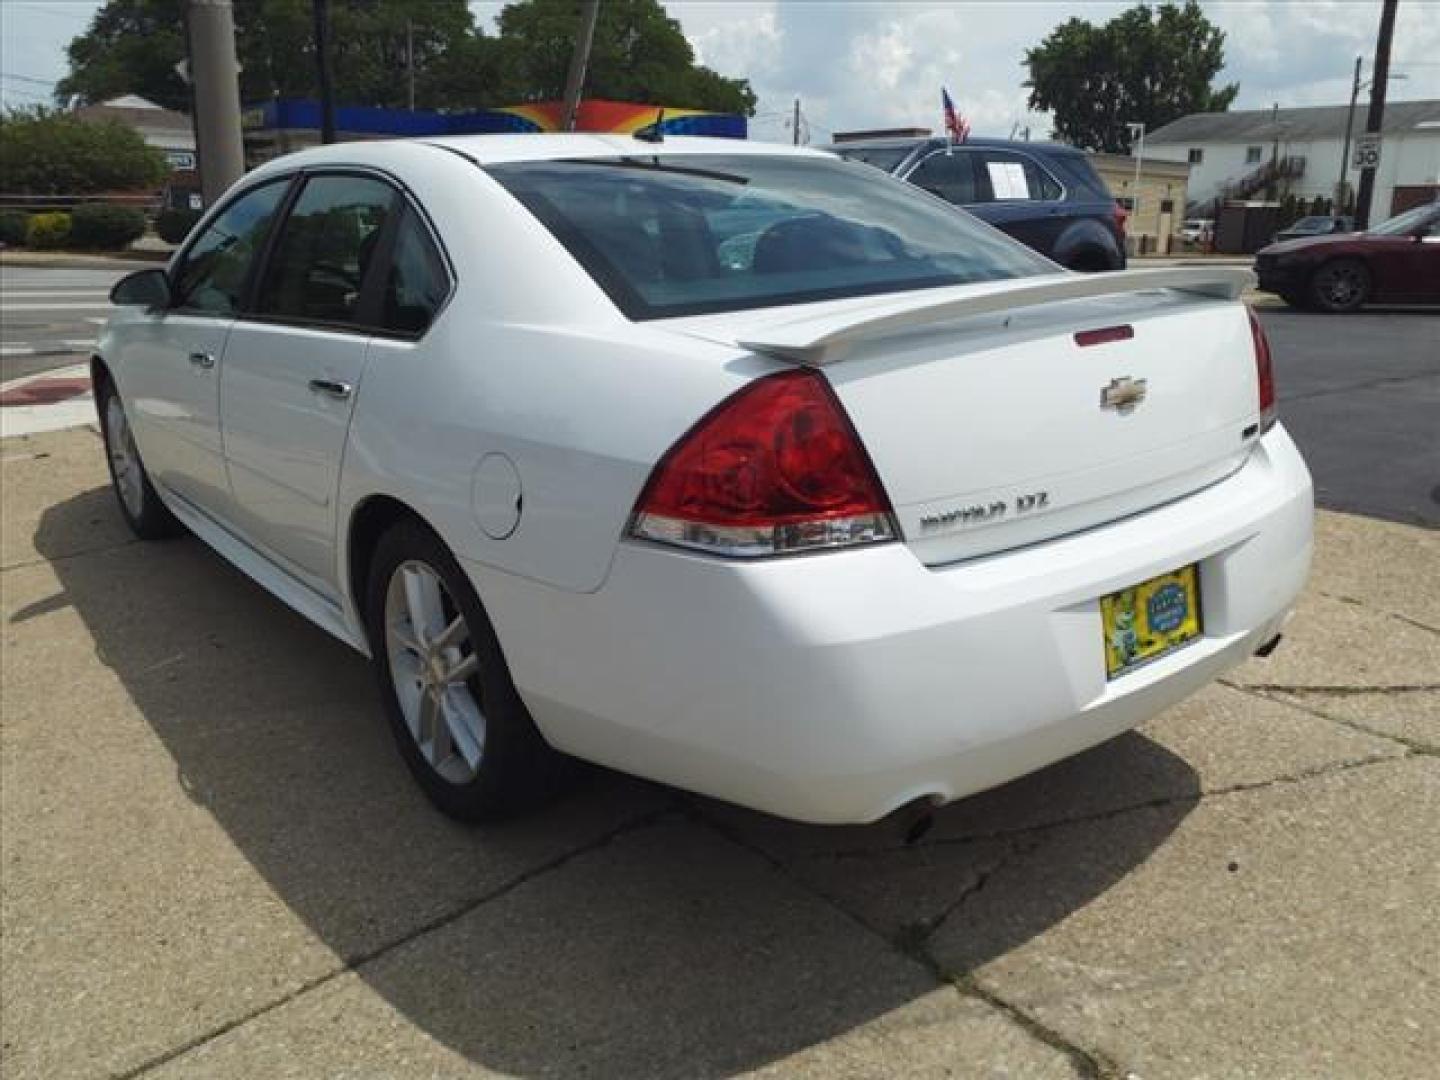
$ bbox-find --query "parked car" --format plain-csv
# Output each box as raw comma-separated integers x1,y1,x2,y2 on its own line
827,137,1127,272
98,135,1312,826
1255,201,1440,311
1271,215,1352,244
1177,218,1214,247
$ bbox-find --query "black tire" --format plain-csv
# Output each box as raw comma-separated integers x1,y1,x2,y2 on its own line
1308,259,1370,313
1065,249,1114,273
95,376,182,540
364,517,571,821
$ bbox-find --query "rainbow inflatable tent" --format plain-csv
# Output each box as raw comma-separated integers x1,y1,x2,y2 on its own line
243,98,746,141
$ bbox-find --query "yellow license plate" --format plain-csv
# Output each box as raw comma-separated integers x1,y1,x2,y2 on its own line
1101,564,1202,679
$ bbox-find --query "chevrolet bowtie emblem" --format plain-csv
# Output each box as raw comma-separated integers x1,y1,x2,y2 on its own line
1100,376,1148,414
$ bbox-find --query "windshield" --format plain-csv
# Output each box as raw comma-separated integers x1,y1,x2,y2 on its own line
1369,203,1440,236
1288,217,1330,232
488,154,1051,320
831,146,914,173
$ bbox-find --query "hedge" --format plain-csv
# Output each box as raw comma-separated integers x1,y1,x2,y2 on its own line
26,212,71,250
0,210,28,247
155,207,202,245
69,203,147,249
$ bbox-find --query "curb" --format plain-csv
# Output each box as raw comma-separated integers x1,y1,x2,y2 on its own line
0,249,171,269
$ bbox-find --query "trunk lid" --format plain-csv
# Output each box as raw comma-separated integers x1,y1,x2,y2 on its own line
664,270,1262,564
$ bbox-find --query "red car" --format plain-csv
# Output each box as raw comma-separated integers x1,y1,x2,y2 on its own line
1255,201,1440,311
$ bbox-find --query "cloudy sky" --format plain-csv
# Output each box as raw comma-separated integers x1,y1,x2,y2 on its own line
4,0,1439,140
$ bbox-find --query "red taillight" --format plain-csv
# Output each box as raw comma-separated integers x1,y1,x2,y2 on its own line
1247,305,1277,433
628,369,897,557
1114,201,1130,236
1074,324,1134,347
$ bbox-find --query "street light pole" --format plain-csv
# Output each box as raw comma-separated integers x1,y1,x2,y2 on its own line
1337,56,1362,212
1127,122,1145,242
311,0,336,144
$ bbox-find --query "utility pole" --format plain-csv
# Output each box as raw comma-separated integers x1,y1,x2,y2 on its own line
561,0,600,132
792,98,801,146
1355,0,1398,229
312,0,336,144
1337,56,1362,212
406,20,415,112
187,0,245,205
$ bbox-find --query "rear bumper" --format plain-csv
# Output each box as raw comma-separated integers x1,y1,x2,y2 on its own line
470,427,1313,824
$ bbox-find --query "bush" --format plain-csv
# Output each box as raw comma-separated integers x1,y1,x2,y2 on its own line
69,203,146,249
0,210,28,247
155,207,202,245
0,108,168,195
26,211,71,250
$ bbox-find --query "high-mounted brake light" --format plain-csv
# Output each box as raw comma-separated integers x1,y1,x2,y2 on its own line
627,369,897,557
1074,325,1134,348
1247,305,1277,433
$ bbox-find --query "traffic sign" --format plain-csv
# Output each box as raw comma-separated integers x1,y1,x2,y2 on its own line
1353,134,1382,170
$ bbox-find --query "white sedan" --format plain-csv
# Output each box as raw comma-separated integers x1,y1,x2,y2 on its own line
97,135,1313,825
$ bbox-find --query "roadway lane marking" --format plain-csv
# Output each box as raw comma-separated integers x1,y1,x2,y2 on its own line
0,302,114,311
2,341,97,357
0,290,115,297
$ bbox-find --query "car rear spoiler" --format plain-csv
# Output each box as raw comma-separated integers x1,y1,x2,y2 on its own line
737,266,1255,365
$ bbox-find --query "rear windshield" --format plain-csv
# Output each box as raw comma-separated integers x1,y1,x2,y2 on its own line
487,154,1051,320
831,145,913,172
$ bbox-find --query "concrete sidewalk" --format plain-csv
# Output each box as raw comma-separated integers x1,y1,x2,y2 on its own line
2,428,1436,1079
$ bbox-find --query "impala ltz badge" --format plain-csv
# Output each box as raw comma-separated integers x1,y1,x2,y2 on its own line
1100,376,1148,414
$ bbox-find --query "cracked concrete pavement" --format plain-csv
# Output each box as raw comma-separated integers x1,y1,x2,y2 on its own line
3,426,1437,1079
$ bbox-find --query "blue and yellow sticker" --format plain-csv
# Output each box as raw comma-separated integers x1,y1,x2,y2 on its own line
1101,565,1203,679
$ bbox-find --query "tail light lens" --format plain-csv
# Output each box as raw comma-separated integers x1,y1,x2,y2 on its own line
1247,305,1277,432
627,369,897,557
1113,201,1130,236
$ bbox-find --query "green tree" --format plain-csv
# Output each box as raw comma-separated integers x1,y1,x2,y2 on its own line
0,107,168,194
1024,1,1238,153
497,0,755,114
57,0,754,116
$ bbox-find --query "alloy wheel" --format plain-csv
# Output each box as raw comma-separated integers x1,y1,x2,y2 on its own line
105,394,145,519
384,560,486,784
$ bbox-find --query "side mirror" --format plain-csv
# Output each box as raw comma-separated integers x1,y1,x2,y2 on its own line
110,268,172,307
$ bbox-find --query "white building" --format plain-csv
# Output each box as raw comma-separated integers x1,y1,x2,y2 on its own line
1145,99,1440,221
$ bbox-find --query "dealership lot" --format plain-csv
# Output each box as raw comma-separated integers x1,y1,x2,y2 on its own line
2,404,1437,1077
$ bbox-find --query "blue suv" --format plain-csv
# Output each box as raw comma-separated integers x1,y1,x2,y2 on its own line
827,137,1127,272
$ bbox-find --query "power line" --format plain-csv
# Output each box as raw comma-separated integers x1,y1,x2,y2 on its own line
1,73,60,87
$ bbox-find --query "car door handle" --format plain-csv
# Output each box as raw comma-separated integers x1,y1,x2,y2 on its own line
308,378,353,401
189,351,215,370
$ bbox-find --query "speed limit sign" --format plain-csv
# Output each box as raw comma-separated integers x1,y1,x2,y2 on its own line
1353,134,1382,169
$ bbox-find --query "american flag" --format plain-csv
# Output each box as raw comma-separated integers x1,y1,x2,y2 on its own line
942,87,970,144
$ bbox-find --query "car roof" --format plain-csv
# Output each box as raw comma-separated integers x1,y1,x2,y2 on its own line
827,136,1083,157
256,133,834,172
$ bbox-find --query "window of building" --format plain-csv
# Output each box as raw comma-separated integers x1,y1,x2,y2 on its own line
1187,148,1204,164
1245,146,1263,164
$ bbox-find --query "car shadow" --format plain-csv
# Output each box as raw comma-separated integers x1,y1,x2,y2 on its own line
31,485,1199,1077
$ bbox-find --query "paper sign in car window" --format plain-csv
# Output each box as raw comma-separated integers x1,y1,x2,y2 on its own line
986,161,1030,200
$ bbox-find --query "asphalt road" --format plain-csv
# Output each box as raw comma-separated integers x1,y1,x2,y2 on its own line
2,264,1435,525
1263,306,1440,527
0,264,123,383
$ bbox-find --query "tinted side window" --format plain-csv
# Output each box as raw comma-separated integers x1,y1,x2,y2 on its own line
380,209,449,334
173,180,288,316
907,152,979,205
975,152,1063,203
256,175,396,327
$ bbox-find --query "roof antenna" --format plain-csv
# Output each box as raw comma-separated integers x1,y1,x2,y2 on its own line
635,107,665,143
